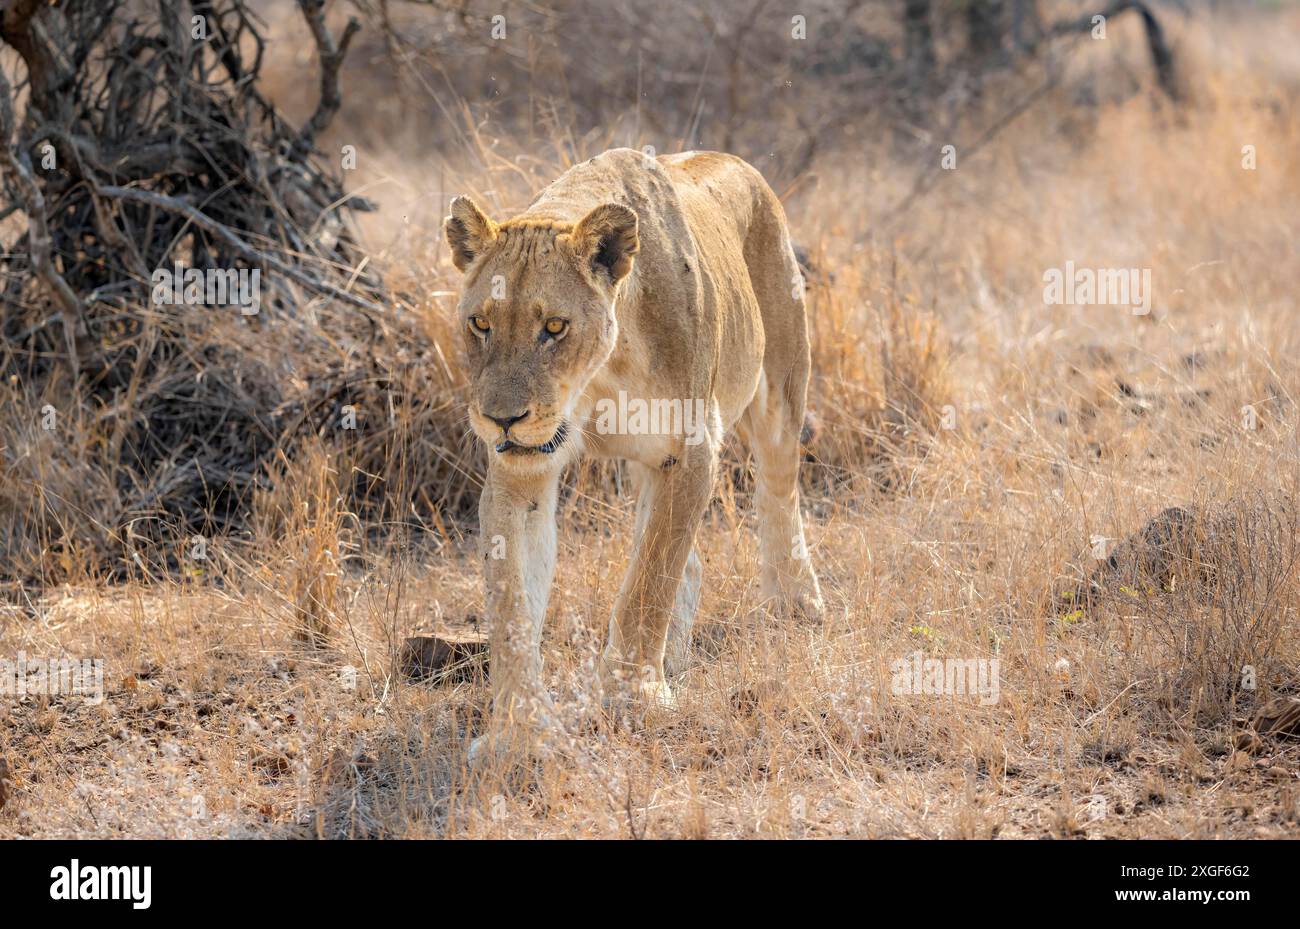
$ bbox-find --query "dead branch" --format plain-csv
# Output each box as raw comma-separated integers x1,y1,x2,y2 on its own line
1046,0,1180,100
0,65,83,380
291,0,362,163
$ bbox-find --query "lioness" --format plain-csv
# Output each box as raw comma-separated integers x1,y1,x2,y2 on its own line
444,149,823,760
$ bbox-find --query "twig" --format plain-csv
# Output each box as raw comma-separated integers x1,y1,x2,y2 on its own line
624,778,645,840
1082,679,1148,728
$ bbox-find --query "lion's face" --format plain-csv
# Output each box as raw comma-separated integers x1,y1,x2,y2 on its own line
444,197,638,468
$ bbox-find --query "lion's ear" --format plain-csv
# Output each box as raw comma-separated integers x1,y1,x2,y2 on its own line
443,196,496,272
570,203,639,283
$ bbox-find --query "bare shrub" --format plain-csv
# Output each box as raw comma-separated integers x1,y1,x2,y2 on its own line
1087,491,1300,727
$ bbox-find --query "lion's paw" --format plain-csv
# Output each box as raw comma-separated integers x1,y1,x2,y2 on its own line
599,674,681,732
466,707,565,771
638,678,679,711
792,587,826,624
765,569,826,624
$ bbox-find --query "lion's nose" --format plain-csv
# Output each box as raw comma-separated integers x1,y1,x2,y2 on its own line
487,410,529,433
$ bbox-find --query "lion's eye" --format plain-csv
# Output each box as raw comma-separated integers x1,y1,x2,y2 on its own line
544,318,568,337
469,315,490,334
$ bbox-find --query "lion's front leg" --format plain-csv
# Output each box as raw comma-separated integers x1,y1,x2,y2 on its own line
471,466,561,765
602,447,716,710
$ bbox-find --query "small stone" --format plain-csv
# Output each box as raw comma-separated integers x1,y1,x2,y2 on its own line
252,751,292,780
1252,696,1300,738
1232,729,1265,755
400,631,489,684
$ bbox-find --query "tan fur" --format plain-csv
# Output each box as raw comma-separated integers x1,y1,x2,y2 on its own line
444,149,823,761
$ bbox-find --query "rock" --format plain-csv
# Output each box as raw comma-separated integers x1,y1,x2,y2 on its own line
1232,729,1265,755
252,751,292,780
1252,696,1300,736
1073,493,1300,611
400,630,489,684
1232,696,1300,756
1250,696,1300,739
319,747,376,788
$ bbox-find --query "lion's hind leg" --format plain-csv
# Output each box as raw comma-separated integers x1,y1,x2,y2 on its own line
738,383,825,622
665,545,702,677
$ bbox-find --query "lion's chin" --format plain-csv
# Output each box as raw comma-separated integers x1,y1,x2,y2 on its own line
494,421,569,457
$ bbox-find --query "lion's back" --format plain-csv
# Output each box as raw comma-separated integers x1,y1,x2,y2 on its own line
523,148,777,276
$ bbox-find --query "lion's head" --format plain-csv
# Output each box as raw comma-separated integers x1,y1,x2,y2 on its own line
443,196,639,467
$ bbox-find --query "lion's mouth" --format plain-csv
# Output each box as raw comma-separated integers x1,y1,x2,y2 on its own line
495,421,568,456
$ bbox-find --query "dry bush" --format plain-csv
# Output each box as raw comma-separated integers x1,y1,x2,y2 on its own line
1083,489,1300,728
0,1,478,587
253,441,351,645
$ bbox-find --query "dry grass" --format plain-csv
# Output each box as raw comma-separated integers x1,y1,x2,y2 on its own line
2,5,1300,838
